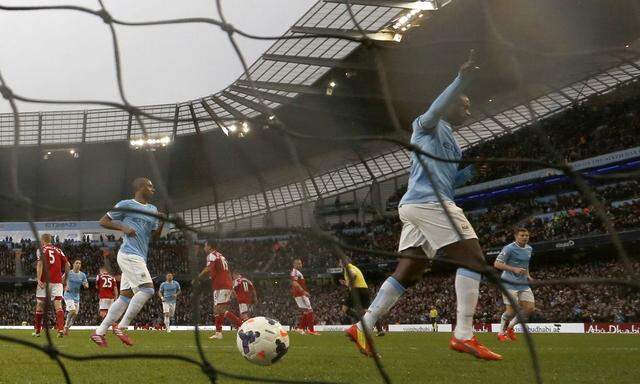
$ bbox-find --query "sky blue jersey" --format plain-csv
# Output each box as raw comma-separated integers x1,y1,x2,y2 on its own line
496,242,533,290
107,199,159,261
400,74,474,206
64,270,87,301
159,280,181,303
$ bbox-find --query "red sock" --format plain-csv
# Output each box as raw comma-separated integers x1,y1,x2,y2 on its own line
224,311,242,328
215,314,224,332
34,310,43,333
297,313,307,330
55,309,65,332
305,312,315,332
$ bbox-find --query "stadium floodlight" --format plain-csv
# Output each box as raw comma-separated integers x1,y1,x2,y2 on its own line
129,136,172,150
43,148,79,159
242,122,250,133
228,124,238,133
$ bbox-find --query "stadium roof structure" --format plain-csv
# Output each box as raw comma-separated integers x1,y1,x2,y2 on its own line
1,0,640,225
0,1,447,146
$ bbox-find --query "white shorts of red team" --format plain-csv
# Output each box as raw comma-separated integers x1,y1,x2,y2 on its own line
64,298,80,312
117,251,153,291
238,303,253,315
502,288,535,305
398,202,478,258
294,296,312,310
162,302,177,316
36,283,63,300
99,298,114,310
213,289,232,305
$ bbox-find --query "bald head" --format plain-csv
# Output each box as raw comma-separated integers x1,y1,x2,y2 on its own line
132,177,155,202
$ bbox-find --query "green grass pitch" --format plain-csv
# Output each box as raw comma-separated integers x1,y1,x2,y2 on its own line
0,331,638,384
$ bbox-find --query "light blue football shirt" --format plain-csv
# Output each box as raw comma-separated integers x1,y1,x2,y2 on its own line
64,270,87,302
400,74,473,206
159,280,181,304
496,242,533,290
107,199,159,261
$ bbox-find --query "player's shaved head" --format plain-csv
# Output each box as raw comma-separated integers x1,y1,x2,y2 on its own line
41,233,52,244
132,177,155,202
132,177,151,191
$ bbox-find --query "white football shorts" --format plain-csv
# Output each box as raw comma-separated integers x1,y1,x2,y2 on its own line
99,298,114,310
117,251,152,291
502,287,535,305
213,289,232,305
162,302,177,316
294,296,312,310
36,283,63,300
398,201,478,258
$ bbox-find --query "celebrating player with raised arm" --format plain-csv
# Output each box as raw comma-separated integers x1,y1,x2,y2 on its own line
63,260,88,335
90,177,164,347
291,259,319,336
495,228,535,341
34,233,70,338
159,273,181,333
197,240,233,340
346,51,502,360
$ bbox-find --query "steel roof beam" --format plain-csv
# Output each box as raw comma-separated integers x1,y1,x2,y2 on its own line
229,85,294,105
210,96,249,121
290,26,396,41
188,103,201,135
235,79,324,95
221,91,274,115
262,53,373,70
322,0,438,10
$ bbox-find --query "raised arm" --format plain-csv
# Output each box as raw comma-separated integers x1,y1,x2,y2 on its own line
413,50,478,132
453,165,476,188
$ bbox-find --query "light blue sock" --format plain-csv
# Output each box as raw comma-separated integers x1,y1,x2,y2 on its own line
361,276,405,332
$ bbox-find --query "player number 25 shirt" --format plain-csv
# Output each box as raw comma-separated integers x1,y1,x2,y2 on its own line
96,273,117,299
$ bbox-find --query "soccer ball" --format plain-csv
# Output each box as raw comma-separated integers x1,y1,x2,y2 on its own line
236,316,289,366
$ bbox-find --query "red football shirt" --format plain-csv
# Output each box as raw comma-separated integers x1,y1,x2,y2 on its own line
290,268,307,297
208,251,232,290
37,245,68,284
233,277,255,304
96,273,117,299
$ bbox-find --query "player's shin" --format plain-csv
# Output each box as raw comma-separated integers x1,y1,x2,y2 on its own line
305,311,315,332
224,311,242,328
118,288,154,329
97,296,130,335
55,308,65,332
164,314,170,331
360,276,405,332
500,312,513,333
65,311,76,329
453,268,480,340
34,310,43,333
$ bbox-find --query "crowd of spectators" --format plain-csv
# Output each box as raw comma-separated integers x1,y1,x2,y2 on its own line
462,81,640,183
0,179,638,279
1,257,637,327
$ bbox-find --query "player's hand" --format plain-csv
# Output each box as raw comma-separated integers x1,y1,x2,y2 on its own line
513,267,527,276
459,49,480,77
37,281,45,289
527,275,534,282
124,227,137,237
339,279,347,286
